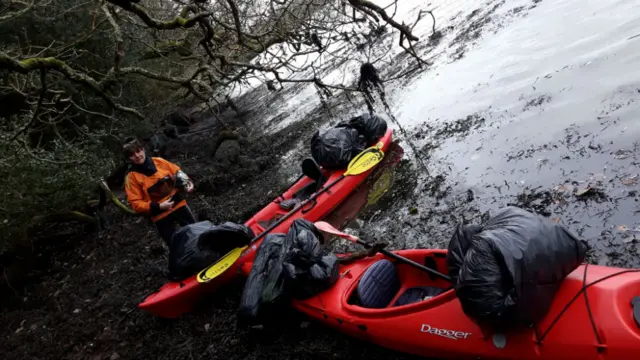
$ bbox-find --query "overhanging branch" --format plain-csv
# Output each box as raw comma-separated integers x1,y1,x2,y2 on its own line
10,69,47,141
348,0,418,41
106,1,212,30
225,0,245,44
0,52,144,119
0,0,35,22
102,3,124,72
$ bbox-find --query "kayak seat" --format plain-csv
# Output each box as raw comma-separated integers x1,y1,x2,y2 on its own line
357,259,401,308
301,157,324,183
357,259,445,308
279,158,327,210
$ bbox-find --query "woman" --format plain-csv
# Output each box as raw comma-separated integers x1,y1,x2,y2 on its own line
122,137,196,245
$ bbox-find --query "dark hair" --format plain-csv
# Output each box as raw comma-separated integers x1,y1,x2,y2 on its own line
122,136,143,156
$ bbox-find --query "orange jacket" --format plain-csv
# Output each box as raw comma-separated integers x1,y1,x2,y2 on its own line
124,157,187,222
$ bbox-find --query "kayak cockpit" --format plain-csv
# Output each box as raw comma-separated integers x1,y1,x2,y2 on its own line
254,158,329,229
343,250,456,315
277,158,329,211
354,259,447,308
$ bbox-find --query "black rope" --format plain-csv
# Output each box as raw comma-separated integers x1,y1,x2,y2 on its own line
536,265,640,343
533,322,542,345
581,263,603,346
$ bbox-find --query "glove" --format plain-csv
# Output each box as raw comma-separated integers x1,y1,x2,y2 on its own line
175,170,190,190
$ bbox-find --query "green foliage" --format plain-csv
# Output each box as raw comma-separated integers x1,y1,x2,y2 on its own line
0,139,108,250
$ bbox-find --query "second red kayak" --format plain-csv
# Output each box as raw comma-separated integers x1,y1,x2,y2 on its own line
138,128,393,318
292,248,640,360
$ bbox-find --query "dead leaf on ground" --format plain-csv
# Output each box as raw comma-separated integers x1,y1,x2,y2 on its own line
554,184,574,193
621,174,639,185
614,149,632,160
575,186,592,196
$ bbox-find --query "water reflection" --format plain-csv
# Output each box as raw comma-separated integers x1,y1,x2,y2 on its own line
323,141,406,233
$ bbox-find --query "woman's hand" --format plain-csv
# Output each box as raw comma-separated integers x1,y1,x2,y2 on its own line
159,199,175,210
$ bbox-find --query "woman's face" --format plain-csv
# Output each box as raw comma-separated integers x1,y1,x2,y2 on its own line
128,147,146,165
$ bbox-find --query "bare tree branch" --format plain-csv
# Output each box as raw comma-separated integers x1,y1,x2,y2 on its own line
99,179,138,216
225,0,245,44
348,0,418,41
0,52,144,118
0,0,35,22
102,3,124,72
105,1,212,30
10,69,47,141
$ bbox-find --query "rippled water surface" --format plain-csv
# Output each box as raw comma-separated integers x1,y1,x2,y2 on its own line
309,0,640,268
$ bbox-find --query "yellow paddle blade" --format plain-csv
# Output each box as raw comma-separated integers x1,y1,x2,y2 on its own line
196,245,248,283
345,141,385,176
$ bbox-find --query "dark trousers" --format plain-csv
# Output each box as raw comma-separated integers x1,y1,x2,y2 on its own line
154,205,196,246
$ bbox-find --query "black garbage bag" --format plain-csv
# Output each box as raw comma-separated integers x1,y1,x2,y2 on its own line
287,254,339,300
282,219,339,300
168,221,254,281
447,206,588,330
310,126,364,169
167,221,216,281
338,113,388,146
238,219,339,325
283,218,324,267
198,221,255,256
238,233,291,325
446,223,483,284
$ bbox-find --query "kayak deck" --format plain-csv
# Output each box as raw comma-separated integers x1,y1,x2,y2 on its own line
138,129,393,318
292,249,640,360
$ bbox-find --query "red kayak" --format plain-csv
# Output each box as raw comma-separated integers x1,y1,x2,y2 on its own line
138,129,393,318
292,249,640,360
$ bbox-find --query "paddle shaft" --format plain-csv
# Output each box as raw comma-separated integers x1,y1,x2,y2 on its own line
248,173,347,245
350,237,452,283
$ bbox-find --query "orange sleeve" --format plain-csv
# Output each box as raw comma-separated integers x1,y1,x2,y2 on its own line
124,173,150,214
